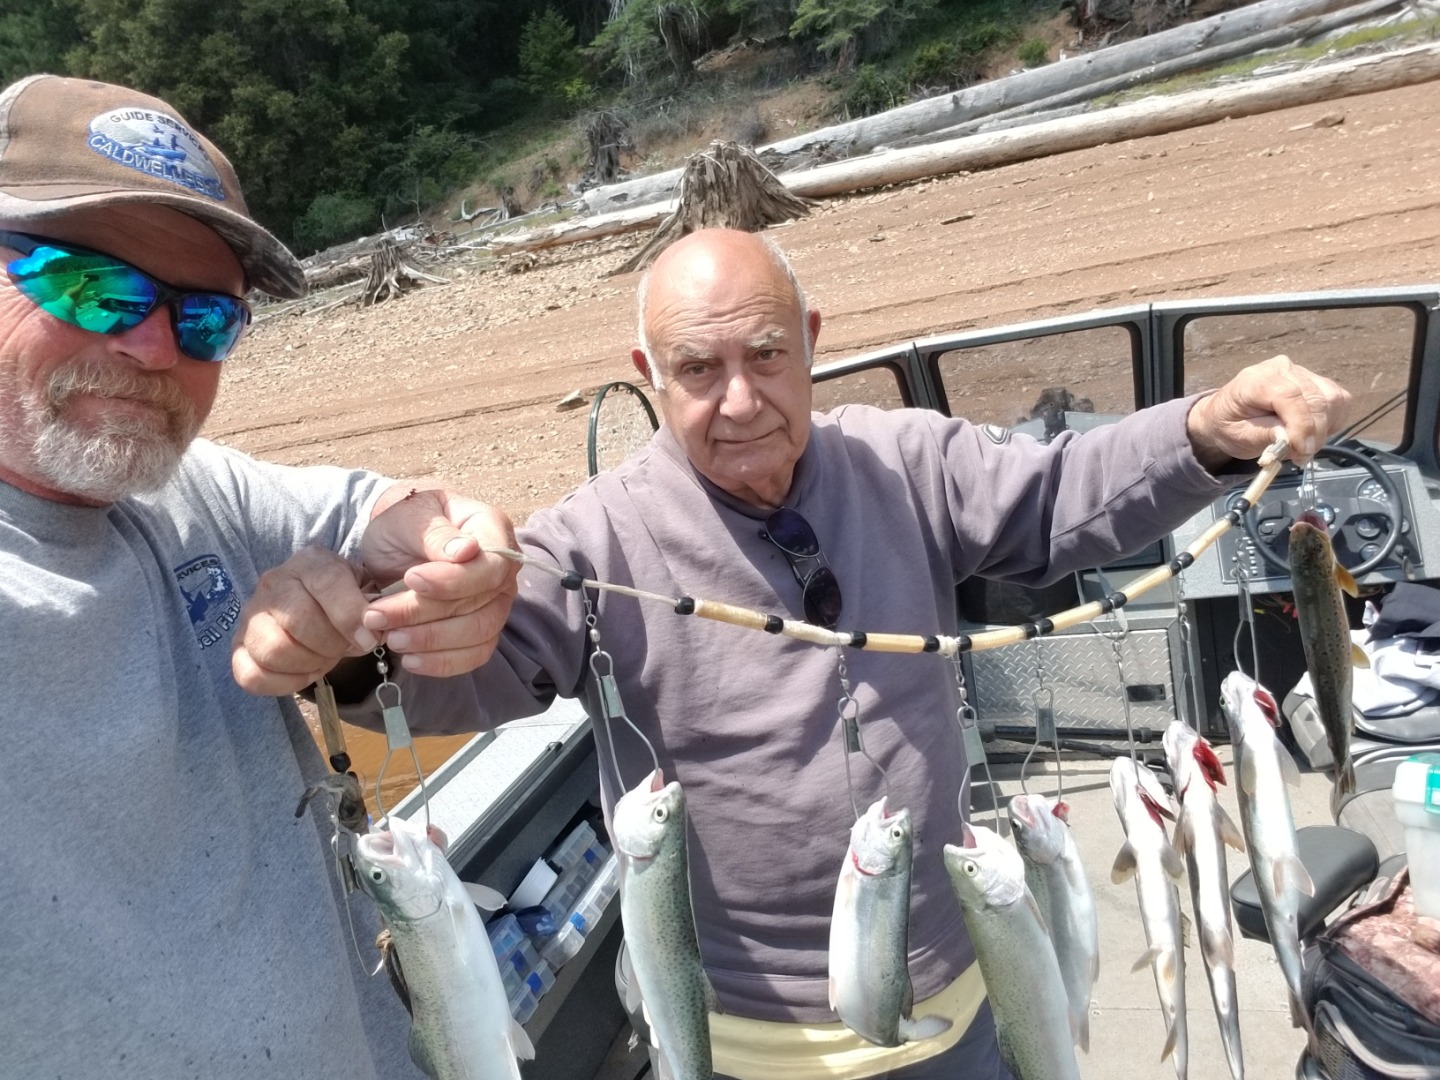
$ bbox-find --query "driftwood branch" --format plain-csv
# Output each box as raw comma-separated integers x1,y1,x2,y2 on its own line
359,238,449,307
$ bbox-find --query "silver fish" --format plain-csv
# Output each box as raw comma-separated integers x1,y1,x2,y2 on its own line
613,768,715,1080
351,817,534,1080
1007,793,1099,1053
944,822,1081,1080
1220,671,1315,1024
1288,509,1366,795
1110,757,1188,1079
1163,722,1247,1080
829,797,950,1046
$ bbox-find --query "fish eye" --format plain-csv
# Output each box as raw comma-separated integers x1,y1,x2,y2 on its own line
889,825,904,841
653,805,668,823
370,869,385,883
964,861,979,877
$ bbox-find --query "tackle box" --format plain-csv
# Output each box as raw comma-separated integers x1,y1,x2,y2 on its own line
545,820,599,873
540,853,620,968
536,839,610,927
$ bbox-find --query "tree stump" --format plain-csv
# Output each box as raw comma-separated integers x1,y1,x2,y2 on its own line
612,140,816,275
358,238,448,307
584,110,633,186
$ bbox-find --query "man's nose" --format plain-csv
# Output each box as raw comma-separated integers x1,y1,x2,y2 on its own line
720,369,762,420
107,307,181,370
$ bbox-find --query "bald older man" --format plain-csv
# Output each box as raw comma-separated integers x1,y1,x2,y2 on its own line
323,227,1344,1079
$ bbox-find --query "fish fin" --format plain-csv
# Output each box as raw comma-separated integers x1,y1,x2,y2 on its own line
1351,642,1371,669
1160,1018,1179,1063
510,1018,536,1061
899,1015,952,1042
1238,749,1258,795
1171,810,1190,859
1160,948,1178,985
1111,842,1138,884
704,970,723,1015
1162,841,1186,883
1218,805,1247,852
1077,1010,1091,1053
1180,911,1193,950
1203,923,1236,968
463,882,507,911
1338,756,1356,796
408,1029,435,1077
902,974,915,1019
828,975,837,1013
619,942,643,1016
653,1046,677,1080
1279,854,1316,898
1132,945,1162,973
1024,886,1051,935
1335,561,1361,598
1279,747,1303,788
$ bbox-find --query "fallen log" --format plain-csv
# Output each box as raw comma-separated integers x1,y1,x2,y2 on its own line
895,0,1405,147
494,41,1440,257
783,41,1440,199
581,0,1371,216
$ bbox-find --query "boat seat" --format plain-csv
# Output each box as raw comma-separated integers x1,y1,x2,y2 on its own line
1230,825,1379,944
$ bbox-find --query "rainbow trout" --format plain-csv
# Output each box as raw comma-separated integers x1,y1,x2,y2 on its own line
1110,757,1188,1079
614,768,715,1080
829,797,950,1047
1288,509,1367,795
1007,793,1099,1053
1220,671,1315,1026
351,818,534,1080
944,823,1081,1080
1163,722,1247,1080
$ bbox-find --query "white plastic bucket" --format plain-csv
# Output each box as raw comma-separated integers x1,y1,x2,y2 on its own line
1392,756,1440,919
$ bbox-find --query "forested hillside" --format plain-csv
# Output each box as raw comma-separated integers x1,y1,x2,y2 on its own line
0,0,1177,253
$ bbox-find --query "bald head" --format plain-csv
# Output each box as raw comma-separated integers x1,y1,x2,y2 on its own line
626,227,821,507
636,229,809,390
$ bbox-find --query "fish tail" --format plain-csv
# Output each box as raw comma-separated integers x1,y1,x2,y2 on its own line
899,1015,952,1042
1338,755,1356,796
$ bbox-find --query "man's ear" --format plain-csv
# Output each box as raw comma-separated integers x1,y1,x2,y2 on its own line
631,348,652,385
806,309,822,355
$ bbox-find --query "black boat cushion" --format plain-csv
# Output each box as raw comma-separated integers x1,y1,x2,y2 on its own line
1231,825,1380,943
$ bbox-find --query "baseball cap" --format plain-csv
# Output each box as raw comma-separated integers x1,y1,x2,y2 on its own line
0,74,305,299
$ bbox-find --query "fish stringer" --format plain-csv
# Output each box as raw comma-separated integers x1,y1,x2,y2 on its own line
1231,561,1263,683
373,646,431,834
951,655,1002,833
1093,573,1139,766
1020,635,1062,806
584,596,659,826
836,649,890,821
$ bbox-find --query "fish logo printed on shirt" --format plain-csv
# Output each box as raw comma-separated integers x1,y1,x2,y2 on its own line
174,555,242,648
87,108,227,201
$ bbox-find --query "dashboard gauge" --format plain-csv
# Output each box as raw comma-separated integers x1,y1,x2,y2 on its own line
1357,477,1392,503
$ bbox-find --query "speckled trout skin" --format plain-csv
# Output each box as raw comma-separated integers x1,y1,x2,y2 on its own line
1007,793,1099,1054
614,768,714,1080
828,798,949,1047
1288,510,1361,795
352,818,533,1080
1163,722,1247,1080
1110,757,1188,1079
944,823,1081,1080
1220,672,1315,1026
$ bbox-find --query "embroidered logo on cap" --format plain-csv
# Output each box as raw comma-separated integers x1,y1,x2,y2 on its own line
174,554,241,648
87,108,226,201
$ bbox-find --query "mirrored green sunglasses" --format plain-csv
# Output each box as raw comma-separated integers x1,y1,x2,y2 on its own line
0,230,251,362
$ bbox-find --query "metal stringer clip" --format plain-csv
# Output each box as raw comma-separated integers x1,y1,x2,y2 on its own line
951,655,1001,832
373,645,430,832
836,649,890,822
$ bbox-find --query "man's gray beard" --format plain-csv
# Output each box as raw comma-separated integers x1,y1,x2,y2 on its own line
14,361,201,503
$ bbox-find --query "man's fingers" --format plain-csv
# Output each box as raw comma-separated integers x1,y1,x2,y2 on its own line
231,549,370,695
380,599,513,658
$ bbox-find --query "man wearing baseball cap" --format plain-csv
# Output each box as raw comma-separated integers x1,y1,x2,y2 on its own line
0,75,518,1078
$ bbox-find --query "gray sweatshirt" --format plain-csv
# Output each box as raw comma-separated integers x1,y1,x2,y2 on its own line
0,441,423,1080
428,399,1230,1023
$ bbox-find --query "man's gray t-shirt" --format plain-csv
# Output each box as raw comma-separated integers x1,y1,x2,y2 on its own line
0,440,423,1079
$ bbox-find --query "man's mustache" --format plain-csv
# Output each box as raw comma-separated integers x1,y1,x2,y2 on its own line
44,361,194,428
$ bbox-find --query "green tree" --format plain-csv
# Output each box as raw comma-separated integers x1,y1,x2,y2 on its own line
0,0,84,86
519,8,585,95
790,0,933,67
